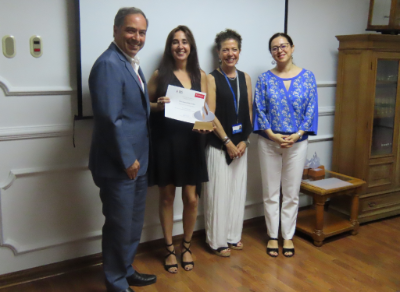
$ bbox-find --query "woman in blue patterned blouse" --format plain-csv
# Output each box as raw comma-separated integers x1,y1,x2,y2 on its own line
253,32,318,257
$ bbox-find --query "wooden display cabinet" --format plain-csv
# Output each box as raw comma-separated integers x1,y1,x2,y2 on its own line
331,34,400,223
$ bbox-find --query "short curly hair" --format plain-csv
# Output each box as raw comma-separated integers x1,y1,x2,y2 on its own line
214,29,242,51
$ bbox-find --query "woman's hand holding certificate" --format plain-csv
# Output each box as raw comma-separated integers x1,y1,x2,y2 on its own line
165,85,214,131
165,85,208,123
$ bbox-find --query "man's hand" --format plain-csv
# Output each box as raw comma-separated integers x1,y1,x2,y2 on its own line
125,160,140,180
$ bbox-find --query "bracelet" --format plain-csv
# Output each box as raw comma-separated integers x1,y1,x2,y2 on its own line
224,138,231,145
221,136,229,143
296,131,302,139
244,139,250,146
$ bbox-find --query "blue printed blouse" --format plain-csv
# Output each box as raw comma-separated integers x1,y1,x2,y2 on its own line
253,69,318,141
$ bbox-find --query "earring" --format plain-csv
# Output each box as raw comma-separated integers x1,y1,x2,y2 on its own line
218,59,222,63
271,60,276,65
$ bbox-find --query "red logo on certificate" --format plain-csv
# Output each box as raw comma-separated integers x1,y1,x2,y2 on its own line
195,93,205,99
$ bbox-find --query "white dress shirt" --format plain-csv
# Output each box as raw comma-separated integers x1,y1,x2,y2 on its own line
113,41,145,92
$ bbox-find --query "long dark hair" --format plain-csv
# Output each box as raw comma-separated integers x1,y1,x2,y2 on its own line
156,25,201,96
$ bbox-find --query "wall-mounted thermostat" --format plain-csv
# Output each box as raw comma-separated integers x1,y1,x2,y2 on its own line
2,35,16,58
30,35,42,58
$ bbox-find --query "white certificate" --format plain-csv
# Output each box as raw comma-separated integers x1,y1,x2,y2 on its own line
164,85,206,124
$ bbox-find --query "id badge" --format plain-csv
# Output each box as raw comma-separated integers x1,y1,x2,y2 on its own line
232,123,243,134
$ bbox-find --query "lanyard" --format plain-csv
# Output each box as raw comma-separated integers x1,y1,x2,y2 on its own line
219,67,240,120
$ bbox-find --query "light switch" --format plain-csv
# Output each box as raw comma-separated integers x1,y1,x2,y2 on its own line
2,35,16,58
30,35,42,58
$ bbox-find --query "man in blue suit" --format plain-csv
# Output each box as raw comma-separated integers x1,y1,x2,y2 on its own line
89,7,156,292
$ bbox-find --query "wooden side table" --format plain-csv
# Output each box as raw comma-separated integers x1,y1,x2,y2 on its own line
296,171,365,246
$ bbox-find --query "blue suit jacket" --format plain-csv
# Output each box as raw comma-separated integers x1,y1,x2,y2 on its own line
89,43,150,179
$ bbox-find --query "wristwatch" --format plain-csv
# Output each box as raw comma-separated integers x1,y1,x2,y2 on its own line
244,139,250,146
296,131,302,139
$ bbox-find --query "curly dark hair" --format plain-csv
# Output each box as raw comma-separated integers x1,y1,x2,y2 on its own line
214,29,242,51
268,32,294,53
156,25,201,97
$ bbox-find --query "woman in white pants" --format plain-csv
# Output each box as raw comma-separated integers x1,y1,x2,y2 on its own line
204,29,253,257
253,32,318,257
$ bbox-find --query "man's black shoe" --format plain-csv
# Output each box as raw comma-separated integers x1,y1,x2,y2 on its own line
126,271,157,287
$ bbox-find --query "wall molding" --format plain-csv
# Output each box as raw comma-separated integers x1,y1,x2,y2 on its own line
0,124,72,141
0,163,313,255
0,79,73,97
317,81,336,87
309,134,334,143
0,165,96,255
0,105,334,142
0,164,89,190
0,167,263,255
0,78,335,96
319,106,335,116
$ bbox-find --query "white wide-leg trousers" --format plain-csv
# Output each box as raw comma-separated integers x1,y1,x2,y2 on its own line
203,145,248,250
258,136,308,239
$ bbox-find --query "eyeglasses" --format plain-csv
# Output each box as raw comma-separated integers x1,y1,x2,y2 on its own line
271,43,290,53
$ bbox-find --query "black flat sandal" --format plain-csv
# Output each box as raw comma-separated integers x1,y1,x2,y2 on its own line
267,238,279,257
181,240,194,271
283,239,295,257
282,247,295,257
164,243,178,273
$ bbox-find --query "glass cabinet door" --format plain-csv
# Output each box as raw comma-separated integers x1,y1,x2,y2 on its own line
371,60,399,156
396,0,400,27
371,0,392,26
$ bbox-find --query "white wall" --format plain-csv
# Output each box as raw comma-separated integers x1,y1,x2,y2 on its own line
288,0,372,170
79,0,285,116
0,0,103,274
0,0,371,275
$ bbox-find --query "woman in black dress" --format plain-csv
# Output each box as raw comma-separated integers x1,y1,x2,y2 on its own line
147,25,208,273
204,29,252,257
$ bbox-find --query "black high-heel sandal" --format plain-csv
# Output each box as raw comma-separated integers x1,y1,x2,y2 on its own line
267,238,279,257
164,243,178,273
181,240,194,271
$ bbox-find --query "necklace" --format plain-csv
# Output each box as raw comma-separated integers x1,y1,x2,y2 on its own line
220,67,237,80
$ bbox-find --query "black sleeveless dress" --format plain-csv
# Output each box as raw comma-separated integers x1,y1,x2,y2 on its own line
149,74,208,194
